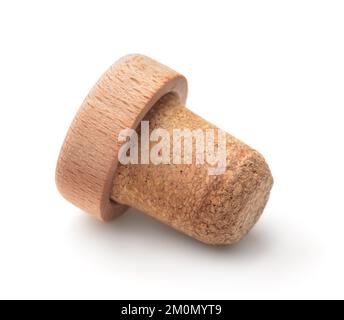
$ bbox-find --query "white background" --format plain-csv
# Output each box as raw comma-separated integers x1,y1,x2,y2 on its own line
0,1,343,300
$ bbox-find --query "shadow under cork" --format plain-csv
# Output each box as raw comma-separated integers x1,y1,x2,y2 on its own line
71,207,274,259
69,206,313,292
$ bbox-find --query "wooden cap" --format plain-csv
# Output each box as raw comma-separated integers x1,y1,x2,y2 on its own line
56,54,188,221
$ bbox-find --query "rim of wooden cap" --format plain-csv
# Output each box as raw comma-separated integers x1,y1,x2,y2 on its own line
56,54,188,221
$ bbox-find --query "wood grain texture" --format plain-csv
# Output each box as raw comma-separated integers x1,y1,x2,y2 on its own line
56,54,187,221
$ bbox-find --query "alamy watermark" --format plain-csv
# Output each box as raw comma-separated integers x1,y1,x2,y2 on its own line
118,121,227,176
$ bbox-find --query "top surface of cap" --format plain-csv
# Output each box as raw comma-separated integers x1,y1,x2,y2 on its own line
56,54,188,221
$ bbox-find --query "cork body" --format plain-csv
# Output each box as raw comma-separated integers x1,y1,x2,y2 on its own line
112,94,273,245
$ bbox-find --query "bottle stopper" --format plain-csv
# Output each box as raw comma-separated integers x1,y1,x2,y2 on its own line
56,54,273,245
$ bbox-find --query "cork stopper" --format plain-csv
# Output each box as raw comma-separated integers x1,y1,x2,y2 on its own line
56,54,273,245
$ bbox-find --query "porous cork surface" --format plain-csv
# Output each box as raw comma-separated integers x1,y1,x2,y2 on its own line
112,94,273,245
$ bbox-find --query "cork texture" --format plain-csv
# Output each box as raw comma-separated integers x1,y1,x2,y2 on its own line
112,94,273,245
